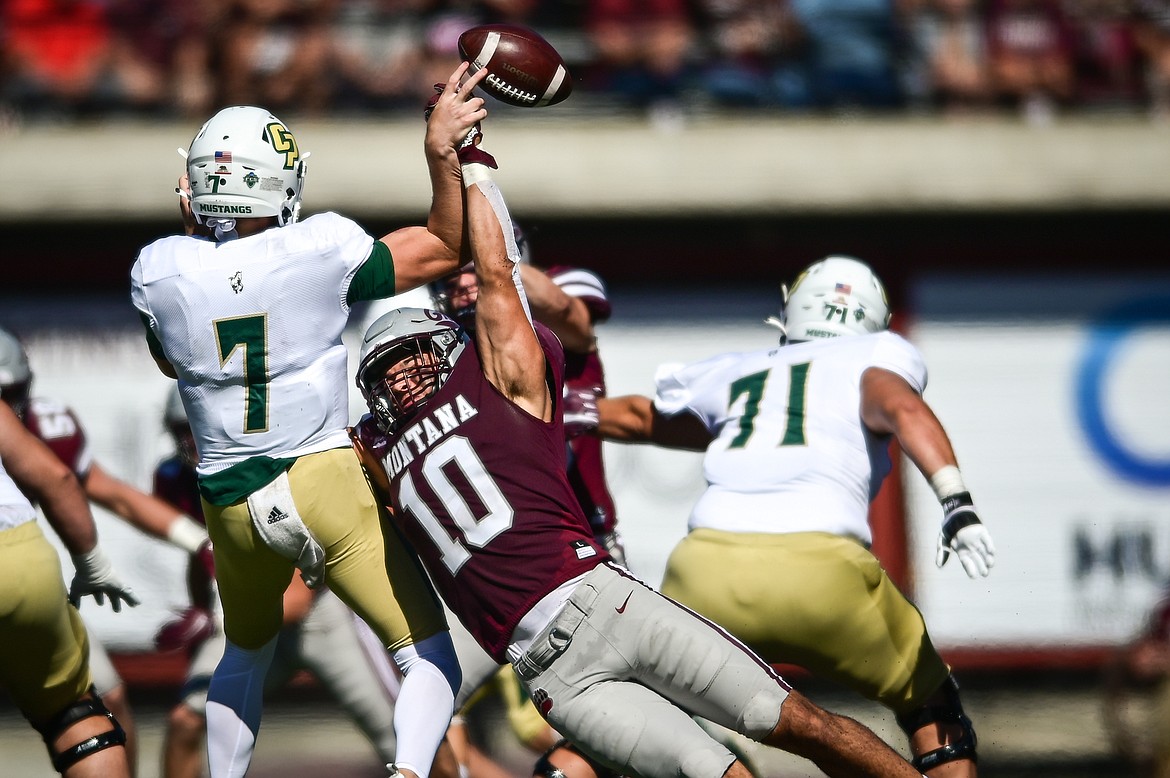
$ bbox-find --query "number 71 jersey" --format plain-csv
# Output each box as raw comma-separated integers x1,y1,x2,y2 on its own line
130,212,375,477
653,331,927,545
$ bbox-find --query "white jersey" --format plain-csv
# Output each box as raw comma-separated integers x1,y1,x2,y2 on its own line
653,331,926,545
131,212,375,477
0,454,37,532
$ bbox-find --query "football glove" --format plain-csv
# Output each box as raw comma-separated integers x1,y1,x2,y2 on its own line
935,492,996,578
69,545,140,612
563,386,600,438
155,606,215,653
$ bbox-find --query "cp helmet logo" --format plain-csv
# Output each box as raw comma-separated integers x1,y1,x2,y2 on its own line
267,122,300,170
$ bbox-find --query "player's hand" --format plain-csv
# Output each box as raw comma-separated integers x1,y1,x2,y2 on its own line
424,63,494,167
155,606,215,653
69,546,140,612
935,492,995,578
563,386,600,438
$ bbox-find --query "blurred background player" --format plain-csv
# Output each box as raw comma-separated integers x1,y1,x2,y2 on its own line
0,324,214,777
0,400,136,778
595,255,995,776
351,147,927,778
129,72,488,777
153,386,406,778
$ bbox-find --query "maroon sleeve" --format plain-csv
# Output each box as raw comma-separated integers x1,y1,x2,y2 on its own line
24,400,90,478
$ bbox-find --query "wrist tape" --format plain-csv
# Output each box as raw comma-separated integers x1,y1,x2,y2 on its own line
461,163,493,188
929,464,967,501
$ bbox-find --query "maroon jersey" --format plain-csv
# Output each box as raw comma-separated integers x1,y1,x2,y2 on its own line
546,266,618,534
23,397,92,480
153,456,205,525
367,323,608,663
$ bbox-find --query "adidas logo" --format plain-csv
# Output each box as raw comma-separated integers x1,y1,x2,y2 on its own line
266,507,289,524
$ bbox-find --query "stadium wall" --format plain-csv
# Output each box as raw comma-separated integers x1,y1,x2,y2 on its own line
6,277,1167,673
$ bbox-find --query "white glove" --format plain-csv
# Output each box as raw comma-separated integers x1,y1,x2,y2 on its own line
69,545,140,612
935,492,996,578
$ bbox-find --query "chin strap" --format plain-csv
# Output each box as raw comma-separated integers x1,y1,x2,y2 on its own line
206,217,238,242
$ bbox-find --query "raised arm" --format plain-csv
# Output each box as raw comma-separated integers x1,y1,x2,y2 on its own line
466,169,553,421
380,65,490,293
518,263,595,353
597,395,714,451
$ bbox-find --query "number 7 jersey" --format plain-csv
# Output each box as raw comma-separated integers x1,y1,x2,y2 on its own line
653,331,927,546
131,213,376,480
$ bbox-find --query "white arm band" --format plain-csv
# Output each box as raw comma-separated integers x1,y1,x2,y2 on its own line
461,162,494,188
468,176,533,323
167,514,210,554
928,465,968,500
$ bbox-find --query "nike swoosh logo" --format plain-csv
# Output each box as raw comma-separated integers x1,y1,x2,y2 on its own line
615,592,632,614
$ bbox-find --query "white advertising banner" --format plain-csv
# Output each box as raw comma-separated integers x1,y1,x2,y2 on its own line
906,280,1170,650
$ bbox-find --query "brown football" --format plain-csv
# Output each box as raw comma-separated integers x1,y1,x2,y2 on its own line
458,24,573,108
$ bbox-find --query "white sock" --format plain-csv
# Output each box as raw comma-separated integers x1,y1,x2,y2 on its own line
391,632,461,778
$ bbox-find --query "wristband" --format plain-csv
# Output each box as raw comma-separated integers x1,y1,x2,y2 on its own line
929,465,967,501
939,491,981,542
167,514,210,554
940,491,975,519
461,162,493,188
72,545,112,577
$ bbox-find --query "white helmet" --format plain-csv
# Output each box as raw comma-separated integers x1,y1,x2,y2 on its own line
186,106,307,227
356,308,469,433
0,327,32,416
776,255,891,342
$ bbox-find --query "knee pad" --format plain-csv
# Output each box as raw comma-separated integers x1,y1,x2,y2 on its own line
895,675,978,772
533,739,621,778
35,688,127,773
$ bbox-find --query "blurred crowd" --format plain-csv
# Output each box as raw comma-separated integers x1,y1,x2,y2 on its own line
3,0,1169,125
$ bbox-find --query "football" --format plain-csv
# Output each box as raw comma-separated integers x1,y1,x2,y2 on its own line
458,24,573,108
